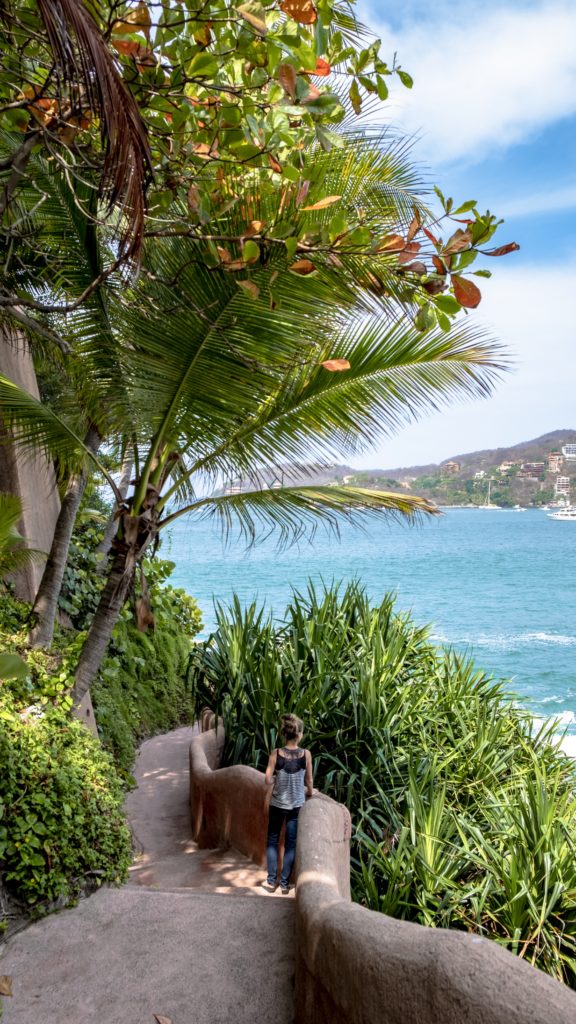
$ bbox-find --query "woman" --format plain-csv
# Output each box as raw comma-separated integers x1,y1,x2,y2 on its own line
262,713,314,894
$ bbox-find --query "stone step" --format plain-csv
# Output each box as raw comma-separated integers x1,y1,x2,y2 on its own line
1,886,295,1024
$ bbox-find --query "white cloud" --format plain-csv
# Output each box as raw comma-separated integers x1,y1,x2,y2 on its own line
350,262,576,469
500,184,576,218
363,2,576,164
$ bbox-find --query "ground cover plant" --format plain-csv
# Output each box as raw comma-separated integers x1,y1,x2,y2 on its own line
189,581,576,986
0,515,202,920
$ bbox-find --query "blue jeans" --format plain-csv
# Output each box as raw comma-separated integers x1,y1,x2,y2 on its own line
266,805,300,887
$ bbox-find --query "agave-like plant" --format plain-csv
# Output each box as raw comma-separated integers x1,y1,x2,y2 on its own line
189,581,576,986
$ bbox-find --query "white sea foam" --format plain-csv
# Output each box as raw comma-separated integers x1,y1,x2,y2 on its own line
431,632,576,649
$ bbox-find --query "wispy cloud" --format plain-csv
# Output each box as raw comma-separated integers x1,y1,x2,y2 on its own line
362,1,576,164
500,184,576,218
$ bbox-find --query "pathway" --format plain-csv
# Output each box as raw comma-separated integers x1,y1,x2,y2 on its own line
0,726,295,1024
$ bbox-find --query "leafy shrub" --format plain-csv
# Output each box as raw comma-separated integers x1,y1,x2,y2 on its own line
93,576,202,776
189,581,576,987
0,530,202,916
0,692,132,908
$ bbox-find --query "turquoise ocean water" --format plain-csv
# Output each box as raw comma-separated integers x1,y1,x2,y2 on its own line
165,508,576,734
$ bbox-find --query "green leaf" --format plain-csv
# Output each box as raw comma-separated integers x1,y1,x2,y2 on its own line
396,69,413,88
434,295,461,315
349,79,362,115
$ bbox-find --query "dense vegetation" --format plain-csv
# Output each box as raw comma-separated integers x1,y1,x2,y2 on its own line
0,520,201,920
190,582,576,986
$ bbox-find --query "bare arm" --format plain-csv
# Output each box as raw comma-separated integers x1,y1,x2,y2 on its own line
305,749,314,798
265,749,277,785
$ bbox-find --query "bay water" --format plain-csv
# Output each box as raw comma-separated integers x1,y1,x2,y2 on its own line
165,507,576,737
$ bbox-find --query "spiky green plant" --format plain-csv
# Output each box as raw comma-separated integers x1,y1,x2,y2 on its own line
189,581,576,987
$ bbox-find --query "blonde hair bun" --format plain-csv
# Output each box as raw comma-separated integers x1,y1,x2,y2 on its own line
280,713,304,741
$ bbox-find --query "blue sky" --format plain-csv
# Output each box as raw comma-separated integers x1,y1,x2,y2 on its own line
348,0,576,469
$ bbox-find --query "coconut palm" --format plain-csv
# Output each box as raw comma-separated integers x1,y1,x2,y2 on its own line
0,129,506,702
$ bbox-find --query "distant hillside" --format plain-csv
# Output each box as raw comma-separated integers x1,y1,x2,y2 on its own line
349,430,576,508
378,430,576,480
224,431,576,507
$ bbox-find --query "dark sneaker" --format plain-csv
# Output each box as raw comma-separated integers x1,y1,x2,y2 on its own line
280,884,290,895
260,880,276,893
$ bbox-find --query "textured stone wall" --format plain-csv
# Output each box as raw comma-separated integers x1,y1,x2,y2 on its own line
189,721,269,865
190,720,576,1024
0,329,60,601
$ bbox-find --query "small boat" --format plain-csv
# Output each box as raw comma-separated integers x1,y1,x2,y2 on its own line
479,480,501,509
512,505,526,512
547,507,576,521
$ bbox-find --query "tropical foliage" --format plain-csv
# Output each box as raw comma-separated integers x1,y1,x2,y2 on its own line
189,582,576,987
0,517,202,918
0,125,510,698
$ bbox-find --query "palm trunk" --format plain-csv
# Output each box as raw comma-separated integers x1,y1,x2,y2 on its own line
29,425,101,648
72,541,134,705
95,454,133,572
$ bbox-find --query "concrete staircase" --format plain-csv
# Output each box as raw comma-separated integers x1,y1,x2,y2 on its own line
0,727,295,1024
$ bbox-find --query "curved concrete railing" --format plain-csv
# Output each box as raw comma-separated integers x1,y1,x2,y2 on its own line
190,720,576,1024
189,715,269,865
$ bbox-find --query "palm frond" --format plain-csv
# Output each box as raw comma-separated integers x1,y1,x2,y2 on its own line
166,484,439,547
36,0,152,258
0,373,116,491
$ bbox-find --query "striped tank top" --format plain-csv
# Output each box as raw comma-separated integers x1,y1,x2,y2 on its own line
270,747,307,810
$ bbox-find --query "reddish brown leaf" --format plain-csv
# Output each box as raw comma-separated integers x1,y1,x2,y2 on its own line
452,275,482,308
423,278,446,296
321,358,351,372
223,258,247,271
422,226,439,246
237,280,260,299
268,153,283,173
280,0,317,24
187,183,201,214
296,180,310,205
289,259,316,275
404,260,427,275
301,195,341,211
303,57,331,75
192,142,218,159
376,233,405,252
193,23,212,46
301,83,321,103
406,212,421,242
432,255,447,275
442,229,472,256
364,272,384,293
111,3,151,38
135,597,155,632
482,242,520,257
216,246,232,263
0,976,12,997
111,39,141,56
278,63,297,99
242,220,264,237
398,241,421,264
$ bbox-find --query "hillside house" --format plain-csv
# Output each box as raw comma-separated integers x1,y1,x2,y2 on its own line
519,461,545,479
555,476,571,498
547,451,564,473
562,443,576,460
441,460,460,476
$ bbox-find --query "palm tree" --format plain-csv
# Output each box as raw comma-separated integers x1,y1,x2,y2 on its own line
0,130,507,703
0,134,132,647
